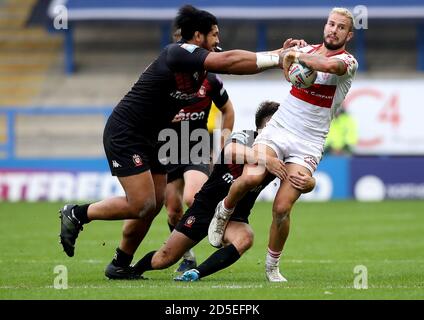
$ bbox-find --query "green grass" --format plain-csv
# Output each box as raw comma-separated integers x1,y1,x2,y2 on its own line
0,201,423,300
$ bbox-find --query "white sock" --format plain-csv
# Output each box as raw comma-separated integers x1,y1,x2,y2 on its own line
222,198,234,213
183,249,195,261
266,247,281,267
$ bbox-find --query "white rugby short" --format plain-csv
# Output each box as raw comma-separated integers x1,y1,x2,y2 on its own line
253,118,324,174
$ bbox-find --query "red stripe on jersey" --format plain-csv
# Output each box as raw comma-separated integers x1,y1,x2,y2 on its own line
174,72,207,93
307,44,322,54
306,44,348,57
202,77,213,93
290,84,337,108
179,77,213,113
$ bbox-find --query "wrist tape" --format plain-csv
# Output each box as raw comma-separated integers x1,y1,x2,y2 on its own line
256,52,279,69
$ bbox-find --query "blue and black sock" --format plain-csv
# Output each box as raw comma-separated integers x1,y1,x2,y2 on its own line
196,244,240,279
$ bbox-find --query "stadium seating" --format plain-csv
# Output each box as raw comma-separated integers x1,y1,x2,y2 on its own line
0,0,62,105
46,0,424,73
1,0,423,199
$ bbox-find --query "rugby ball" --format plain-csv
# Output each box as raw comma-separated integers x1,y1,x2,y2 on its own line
288,63,317,89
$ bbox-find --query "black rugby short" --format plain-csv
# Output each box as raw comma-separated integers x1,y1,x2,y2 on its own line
166,163,210,183
175,202,249,242
103,116,166,177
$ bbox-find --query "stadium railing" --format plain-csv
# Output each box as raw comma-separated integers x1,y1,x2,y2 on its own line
0,106,112,171
1,106,424,201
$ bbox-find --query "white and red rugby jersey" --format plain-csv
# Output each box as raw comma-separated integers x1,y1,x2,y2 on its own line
273,44,358,145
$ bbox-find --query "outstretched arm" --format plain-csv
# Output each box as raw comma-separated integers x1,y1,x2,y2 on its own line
204,38,307,75
204,50,281,74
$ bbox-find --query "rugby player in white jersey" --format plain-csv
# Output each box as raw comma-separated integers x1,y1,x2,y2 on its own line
208,7,358,282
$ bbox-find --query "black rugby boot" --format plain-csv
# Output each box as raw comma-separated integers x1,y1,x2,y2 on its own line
59,204,83,257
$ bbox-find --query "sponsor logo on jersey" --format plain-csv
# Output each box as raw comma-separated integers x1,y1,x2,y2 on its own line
320,72,331,81
184,216,196,228
132,154,143,167
222,172,234,184
177,111,206,121
170,90,198,100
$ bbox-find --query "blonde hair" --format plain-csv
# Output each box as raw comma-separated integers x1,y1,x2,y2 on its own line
330,7,354,31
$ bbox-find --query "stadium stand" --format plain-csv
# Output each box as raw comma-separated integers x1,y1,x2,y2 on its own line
45,0,424,73
0,0,62,105
1,0,424,197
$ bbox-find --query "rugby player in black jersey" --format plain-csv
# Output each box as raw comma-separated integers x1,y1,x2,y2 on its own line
164,72,234,272
130,101,315,281
101,28,235,277
58,4,306,269
164,28,234,273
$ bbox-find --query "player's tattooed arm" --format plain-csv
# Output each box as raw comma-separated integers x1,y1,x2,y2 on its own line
297,54,347,75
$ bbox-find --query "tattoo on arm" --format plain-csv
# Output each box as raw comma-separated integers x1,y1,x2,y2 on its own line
299,55,328,69
298,58,309,68
336,60,347,74
299,55,347,75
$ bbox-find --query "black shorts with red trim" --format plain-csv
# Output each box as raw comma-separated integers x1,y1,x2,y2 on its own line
103,116,166,177
175,202,249,242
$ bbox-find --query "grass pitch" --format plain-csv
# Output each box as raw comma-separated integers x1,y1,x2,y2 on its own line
0,201,423,300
